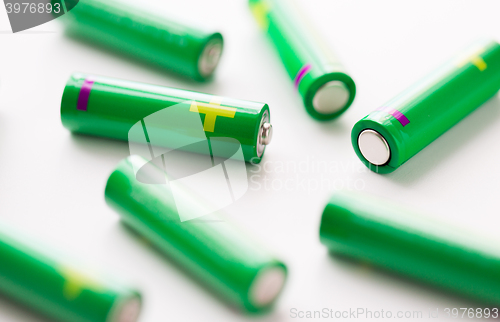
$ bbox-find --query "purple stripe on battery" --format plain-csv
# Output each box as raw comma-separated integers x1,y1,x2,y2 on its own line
77,79,95,111
294,64,312,89
388,109,410,127
375,106,410,127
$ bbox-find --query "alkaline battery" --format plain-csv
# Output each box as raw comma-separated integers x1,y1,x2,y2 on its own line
0,229,141,322
352,39,500,173
56,0,223,81
249,0,356,120
105,155,287,312
320,192,500,305
60,73,272,163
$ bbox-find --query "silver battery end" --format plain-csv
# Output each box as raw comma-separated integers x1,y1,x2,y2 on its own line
249,266,286,307
114,297,141,322
257,111,271,157
198,38,223,78
312,81,350,115
358,129,391,166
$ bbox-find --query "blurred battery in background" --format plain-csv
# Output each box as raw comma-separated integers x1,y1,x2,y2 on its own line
105,155,287,313
55,0,223,81
60,73,273,163
320,192,500,305
0,227,141,322
249,0,356,120
352,39,500,173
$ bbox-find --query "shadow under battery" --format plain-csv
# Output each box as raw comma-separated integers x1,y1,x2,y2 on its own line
383,93,500,186
0,291,53,322
118,221,284,318
327,251,494,310
61,30,218,89
315,113,351,135
138,138,243,182
68,133,244,174
69,132,130,159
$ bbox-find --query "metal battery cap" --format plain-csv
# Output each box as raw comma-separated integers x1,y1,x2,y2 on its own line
110,296,142,322
312,81,350,114
358,129,391,165
249,266,286,307
257,110,272,157
198,38,223,78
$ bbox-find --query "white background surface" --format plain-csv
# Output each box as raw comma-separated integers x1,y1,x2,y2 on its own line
1,0,500,321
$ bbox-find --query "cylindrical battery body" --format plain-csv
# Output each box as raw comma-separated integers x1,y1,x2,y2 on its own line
352,39,500,173
105,156,287,312
0,230,141,322
320,192,500,305
249,0,356,120
61,73,272,163
57,0,223,81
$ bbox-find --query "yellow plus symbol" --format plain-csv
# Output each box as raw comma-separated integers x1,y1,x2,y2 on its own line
457,47,487,71
190,97,237,132
250,0,271,30
59,265,103,300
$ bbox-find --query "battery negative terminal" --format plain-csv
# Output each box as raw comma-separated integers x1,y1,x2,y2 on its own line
358,129,391,166
257,111,272,157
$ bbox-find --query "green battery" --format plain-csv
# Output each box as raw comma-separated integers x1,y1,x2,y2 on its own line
249,0,356,120
0,229,141,322
320,192,500,305
56,0,223,81
352,39,500,173
105,155,287,312
60,73,272,163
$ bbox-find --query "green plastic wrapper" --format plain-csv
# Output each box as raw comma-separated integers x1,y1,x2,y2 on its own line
249,0,356,120
56,0,223,81
352,39,500,173
0,229,141,322
320,192,500,305
105,155,287,313
60,73,272,163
